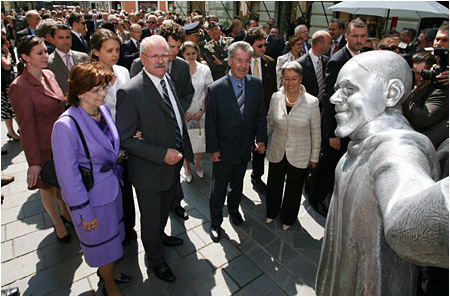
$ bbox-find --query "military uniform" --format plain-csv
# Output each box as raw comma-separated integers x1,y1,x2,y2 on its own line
203,36,234,81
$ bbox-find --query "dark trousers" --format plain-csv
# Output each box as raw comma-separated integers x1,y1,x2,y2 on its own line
266,155,307,226
308,136,349,204
120,159,135,236
210,160,247,227
171,181,184,208
251,146,265,179
135,161,182,266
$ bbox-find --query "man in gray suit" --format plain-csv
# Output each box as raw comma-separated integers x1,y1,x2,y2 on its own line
116,35,194,283
47,24,88,95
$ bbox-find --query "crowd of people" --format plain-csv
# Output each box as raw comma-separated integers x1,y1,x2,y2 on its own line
1,5,448,296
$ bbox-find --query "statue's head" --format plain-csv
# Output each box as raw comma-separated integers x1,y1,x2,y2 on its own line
330,51,412,138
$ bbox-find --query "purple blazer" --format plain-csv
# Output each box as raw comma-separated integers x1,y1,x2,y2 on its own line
51,105,121,226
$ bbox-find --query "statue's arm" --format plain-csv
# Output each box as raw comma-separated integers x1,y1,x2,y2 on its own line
373,149,449,268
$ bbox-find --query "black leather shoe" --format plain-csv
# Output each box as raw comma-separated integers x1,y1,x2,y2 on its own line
54,226,71,244
251,176,267,193
97,269,132,284
229,212,243,226
210,225,221,243
162,235,183,247
172,206,189,220
1,287,20,296
152,263,176,282
310,200,328,217
60,214,74,227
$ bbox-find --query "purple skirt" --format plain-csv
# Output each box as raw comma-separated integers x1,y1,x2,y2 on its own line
72,186,125,267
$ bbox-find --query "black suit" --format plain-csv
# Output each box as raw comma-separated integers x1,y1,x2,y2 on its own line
129,56,194,113
308,46,352,205
71,32,90,54
16,27,33,41
142,27,157,39
86,18,99,33
116,71,193,266
265,35,284,60
248,55,277,180
118,39,140,70
205,74,267,227
297,53,329,100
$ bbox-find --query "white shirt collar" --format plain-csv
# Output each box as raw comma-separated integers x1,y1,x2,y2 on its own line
55,48,73,59
71,30,82,39
130,37,139,45
346,43,359,57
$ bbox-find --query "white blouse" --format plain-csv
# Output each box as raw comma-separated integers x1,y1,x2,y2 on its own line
104,64,130,121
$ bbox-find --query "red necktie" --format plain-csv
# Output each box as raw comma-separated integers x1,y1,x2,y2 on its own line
332,41,339,54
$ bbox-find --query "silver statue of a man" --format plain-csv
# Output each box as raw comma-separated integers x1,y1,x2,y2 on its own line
315,51,449,295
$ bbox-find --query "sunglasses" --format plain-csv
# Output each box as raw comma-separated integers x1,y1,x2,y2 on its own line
257,43,269,49
111,22,118,25
380,45,398,51
147,21,156,24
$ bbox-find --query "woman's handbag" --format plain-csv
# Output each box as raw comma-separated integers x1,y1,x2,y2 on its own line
187,124,206,153
40,115,94,191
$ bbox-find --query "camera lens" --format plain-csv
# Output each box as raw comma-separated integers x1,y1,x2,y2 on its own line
421,69,436,81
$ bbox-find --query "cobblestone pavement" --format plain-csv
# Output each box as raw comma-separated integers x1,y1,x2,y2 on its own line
1,120,326,296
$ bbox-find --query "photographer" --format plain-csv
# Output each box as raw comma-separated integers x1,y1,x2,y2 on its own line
402,51,448,148
434,23,449,86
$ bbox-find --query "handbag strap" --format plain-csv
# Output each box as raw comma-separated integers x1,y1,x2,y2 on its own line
64,115,93,171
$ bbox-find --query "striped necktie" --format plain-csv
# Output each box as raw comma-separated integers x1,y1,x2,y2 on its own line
160,79,183,151
237,83,245,116
316,58,324,102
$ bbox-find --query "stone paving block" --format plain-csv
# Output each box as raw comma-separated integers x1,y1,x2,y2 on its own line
165,216,187,237
13,227,55,257
246,245,285,278
122,251,150,281
41,240,83,268
180,197,194,211
0,190,39,210
7,266,60,296
22,199,46,218
298,217,326,240
4,213,46,240
4,180,29,196
198,237,242,268
174,229,208,257
221,219,250,246
1,162,28,177
268,266,313,296
224,254,263,287
265,237,300,265
176,267,239,295
286,252,318,288
298,249,322,266
56,255,95,287
1,225,5,242
164,244,183,265
181,183,210,218
292,230,322,251
1,240,13,262
234,274,287,296
1,205,24,225
48,276,95,296
121,279,170,296
192,222,214,245
239,215,277,247
182,208,208,231
2,250,45,285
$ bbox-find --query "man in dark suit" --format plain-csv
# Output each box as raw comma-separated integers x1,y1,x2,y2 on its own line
16,10,41,40
86,12,99,34
142,14,158,39
47,24,88,95
68,12,90,54
259,23,283,60
297,30,331,106
116,35,193,283
244,27,277,194
118,24,142,70
307,18,368,217
328,18,346,57
206,41,267,242
400,27,417,55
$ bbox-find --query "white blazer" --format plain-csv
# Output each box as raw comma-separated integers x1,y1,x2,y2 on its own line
267,85,321,168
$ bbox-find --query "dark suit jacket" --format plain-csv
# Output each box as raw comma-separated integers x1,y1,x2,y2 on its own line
141,27,155,39
205,74,267,165
328,37,347,56
71,32,90,54
118,39,140,70
322,46,353,138
8,69,65,166
47,50,88,95
248,55,277,111
116,72,193,192
129,57,194,113
86,18,99,33
297,53,329,99
16,27,33,41
265,35,284,60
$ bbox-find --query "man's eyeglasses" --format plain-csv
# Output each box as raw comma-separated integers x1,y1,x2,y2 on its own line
256,43,269,49
232,58,251,65
147,21,156,24
141,52,169,61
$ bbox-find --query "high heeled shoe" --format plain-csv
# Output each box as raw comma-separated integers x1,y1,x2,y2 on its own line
60,214,74,227
97,269,132,284
6,134,19,142
53,225,71,243
101,283,109,296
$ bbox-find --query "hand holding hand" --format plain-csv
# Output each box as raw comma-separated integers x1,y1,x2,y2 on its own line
82,217,98,231
163,148,183,165
211,151,221,162
255,142,265,154
133,130,145,141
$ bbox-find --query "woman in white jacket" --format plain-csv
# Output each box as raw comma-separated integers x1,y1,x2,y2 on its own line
266,61,321,230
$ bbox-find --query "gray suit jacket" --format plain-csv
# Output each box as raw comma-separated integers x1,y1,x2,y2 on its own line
130,57,194,113
116,71,194,192
47,50,88,95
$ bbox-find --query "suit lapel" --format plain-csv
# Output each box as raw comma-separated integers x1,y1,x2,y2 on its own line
142,72,173,119
52,52,69,76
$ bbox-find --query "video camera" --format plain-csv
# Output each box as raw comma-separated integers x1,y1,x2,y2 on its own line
421,47,449,89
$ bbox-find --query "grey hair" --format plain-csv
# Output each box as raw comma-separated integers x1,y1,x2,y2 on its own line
36,19,57,38
281,61,303,77
228,41,254,60
294,24,306,35
140,35,169,54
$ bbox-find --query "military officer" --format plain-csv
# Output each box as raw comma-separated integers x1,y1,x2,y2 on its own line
203,21,234,81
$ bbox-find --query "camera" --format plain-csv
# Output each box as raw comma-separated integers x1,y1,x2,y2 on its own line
421,47,449,89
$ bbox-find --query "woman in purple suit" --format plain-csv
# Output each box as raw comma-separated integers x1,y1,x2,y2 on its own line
51,63,130,296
